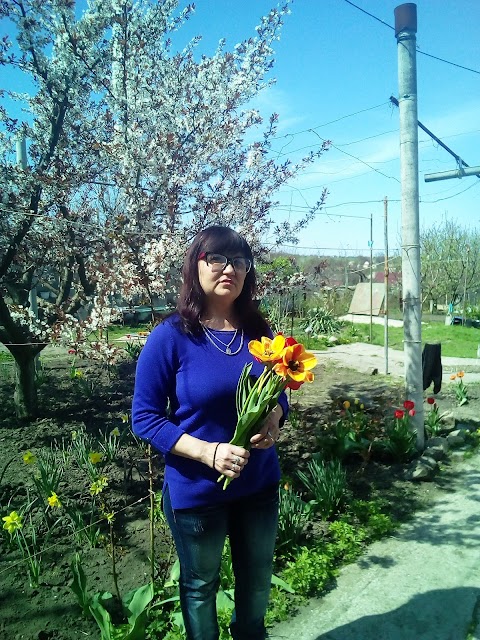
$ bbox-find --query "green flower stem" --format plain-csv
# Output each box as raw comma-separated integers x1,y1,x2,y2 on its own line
218,364,288,490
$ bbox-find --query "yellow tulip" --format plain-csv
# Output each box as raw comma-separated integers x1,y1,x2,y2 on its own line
248,335,286,364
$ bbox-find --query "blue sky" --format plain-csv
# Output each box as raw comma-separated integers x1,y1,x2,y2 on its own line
3,1,479,259
180,0,480,258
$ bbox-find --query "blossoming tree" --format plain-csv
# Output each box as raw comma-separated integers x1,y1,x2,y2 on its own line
0,0,328,418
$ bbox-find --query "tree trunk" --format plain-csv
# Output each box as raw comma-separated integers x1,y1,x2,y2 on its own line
12,348,39,420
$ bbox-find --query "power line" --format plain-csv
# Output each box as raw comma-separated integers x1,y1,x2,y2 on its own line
343,0,394,30
308,130,400,183
421,180,480,203
342,0,480,75
416,48,480,76
272,102,390,141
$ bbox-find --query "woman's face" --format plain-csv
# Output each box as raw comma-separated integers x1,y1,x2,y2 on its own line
197,252,248,306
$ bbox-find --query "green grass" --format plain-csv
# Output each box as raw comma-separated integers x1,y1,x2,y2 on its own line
366,322,480,359
291,318,480,359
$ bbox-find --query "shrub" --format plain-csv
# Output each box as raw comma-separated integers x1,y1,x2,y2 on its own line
299,307,344,337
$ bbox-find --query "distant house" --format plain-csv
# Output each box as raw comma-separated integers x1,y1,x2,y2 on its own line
372,271,402,286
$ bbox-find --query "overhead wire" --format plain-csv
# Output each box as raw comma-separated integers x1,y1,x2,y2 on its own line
342,0,480,75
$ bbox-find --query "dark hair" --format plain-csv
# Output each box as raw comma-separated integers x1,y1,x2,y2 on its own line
176,225,270,338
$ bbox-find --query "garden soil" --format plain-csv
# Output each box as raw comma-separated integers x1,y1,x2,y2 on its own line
0,343,479,639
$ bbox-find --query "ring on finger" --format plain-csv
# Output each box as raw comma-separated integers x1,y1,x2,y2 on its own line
232,463,238,472
234,456,241,465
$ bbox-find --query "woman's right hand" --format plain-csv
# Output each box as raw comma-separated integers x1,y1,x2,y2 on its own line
212,442,250,478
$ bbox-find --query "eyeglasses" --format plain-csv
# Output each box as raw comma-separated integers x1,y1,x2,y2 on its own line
199,252,252,274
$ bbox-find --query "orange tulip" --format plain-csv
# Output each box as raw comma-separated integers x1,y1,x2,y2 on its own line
273,343,317,383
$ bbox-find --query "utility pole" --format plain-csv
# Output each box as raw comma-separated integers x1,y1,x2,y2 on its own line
369,213,373,343
384,196,389,375
395,3,424,448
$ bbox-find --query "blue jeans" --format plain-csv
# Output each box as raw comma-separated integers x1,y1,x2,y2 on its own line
163,485,279,640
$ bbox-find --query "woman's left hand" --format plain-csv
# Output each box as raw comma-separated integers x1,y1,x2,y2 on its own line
250,404,283,449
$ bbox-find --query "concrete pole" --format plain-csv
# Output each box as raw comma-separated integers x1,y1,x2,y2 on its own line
395,3,424,448
384,196,389,375
369,213,373,343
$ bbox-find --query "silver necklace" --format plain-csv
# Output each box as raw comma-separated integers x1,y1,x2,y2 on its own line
202,325,237,349
201,324,244,356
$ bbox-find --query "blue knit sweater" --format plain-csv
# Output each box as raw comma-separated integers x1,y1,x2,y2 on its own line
132,315,288,509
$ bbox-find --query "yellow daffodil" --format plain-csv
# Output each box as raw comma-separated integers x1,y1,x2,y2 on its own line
103,511,115,524
457,371,465,378
120,414,129,424
360,403,365,410
2,511,23,535
273,343,317,383
90,475,109,496
343,400,351,410
73,369,84,378
71,430,77,440
450,374,457,380
248,334,286,364
89,451,103,464
47,492,62,508
23,450,36,465
111,427,120,437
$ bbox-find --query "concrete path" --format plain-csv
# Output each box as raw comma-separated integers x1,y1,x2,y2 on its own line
315,342,480,384
271,454,480,640
271,342,480,640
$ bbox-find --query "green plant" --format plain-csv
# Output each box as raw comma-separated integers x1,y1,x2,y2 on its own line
71,553,154,640
345,498,396,540
2,510,57,588
75,371,97,398
281,546,337,597
124,340,144,361
69,427,105,482
424,397,444,437
30,446,64,502
66,504,103,548
321,399,378,462
98,426,124,463
277,485,311,553
327,520,366,563
297,457,347,519
286,404,303,429
378,401,417,462
299,306,343,337
35,361,50,387
451,371,468,406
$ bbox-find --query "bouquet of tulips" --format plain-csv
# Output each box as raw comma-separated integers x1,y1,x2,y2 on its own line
218,334,317,489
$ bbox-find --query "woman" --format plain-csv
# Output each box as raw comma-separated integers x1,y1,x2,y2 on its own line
132,225,288,640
